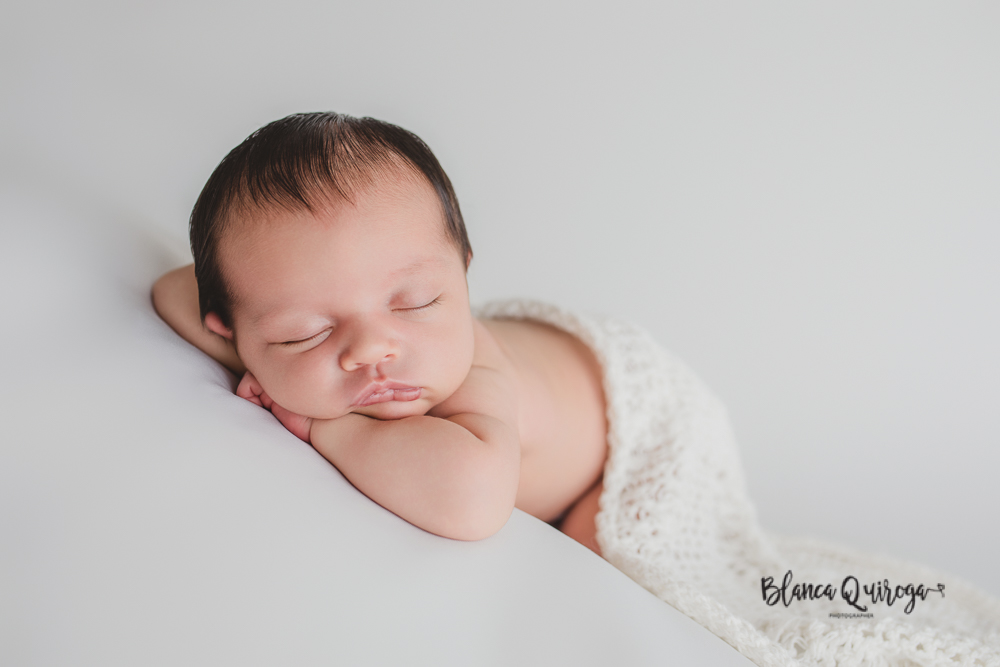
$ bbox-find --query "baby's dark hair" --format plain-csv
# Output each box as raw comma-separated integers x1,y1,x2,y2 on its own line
189,111,471,329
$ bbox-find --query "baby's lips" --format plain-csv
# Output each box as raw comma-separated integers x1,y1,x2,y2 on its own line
392,387,421,402
354,385,422,406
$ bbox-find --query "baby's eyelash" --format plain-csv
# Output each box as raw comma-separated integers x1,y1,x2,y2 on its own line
404,297,441,312
279,330,326,347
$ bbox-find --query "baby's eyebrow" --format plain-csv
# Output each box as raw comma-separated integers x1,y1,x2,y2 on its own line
387,257,443,278
250,310,324,333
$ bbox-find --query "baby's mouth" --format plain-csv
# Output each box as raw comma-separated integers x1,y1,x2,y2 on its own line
353,383,422,407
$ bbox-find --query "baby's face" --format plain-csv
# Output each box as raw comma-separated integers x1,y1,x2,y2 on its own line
215,174,475,421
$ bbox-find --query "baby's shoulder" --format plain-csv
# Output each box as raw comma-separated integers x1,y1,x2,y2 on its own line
476,315,596,382
470,317,514,371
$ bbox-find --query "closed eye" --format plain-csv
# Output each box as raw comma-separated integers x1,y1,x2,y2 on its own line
398,297,441,313
279,329,331,347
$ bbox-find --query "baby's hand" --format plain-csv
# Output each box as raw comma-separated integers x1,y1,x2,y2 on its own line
236,371,313,444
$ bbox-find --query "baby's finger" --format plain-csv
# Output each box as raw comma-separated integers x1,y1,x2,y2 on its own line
240,391,264,409
236,371,260,396
236,373,253,397
236,372,265,407
271,403,312,444
258,390,274,411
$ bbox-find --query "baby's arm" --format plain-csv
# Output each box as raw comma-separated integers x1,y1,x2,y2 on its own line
310,362,521,542
151,264,246,375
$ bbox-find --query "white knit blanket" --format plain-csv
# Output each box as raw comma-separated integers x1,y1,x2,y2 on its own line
476,299,1000,667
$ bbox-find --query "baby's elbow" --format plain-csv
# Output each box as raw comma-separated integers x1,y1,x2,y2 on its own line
151,265,190,322
447,501,515,542
447,461,518,542
150,271,170,317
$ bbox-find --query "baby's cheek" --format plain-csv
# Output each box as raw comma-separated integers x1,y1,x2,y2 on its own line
283,367,333,417
438,325,475,389
252,360,318,417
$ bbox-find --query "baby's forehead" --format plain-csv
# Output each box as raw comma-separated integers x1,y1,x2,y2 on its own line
216,176,458,282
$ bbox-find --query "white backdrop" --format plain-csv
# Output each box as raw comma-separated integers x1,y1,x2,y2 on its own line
3,0,998,597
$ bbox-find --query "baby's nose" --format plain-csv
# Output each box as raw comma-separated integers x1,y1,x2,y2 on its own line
339,327,399,372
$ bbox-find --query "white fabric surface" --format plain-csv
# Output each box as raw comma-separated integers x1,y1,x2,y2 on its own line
477,300,1000,667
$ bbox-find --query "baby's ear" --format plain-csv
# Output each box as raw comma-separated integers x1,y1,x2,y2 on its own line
465,250,473,269
204,312,234,340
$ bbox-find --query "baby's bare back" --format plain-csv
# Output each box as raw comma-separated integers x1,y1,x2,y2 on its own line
479,318,608,525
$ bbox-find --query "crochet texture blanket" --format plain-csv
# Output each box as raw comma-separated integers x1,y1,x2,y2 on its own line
476,300,1000,667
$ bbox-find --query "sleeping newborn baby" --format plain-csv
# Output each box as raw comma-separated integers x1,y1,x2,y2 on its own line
153,112,608,552
154,112,1000,664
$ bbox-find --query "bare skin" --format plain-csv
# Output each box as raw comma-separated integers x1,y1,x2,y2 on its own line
152,174,607,554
